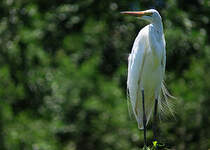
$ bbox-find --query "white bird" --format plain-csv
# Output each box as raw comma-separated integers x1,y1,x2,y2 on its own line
121,9,173,145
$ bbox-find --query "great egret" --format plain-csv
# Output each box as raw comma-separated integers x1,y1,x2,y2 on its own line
121,9,173,145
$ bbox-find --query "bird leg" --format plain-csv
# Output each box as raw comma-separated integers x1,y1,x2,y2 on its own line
153,98,158,141
141,90,147,146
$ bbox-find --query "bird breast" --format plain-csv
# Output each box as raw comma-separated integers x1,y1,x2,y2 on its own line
141,51,163,94
141,27,164,97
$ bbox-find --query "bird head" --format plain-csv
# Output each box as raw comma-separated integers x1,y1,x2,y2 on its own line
121,9,162,24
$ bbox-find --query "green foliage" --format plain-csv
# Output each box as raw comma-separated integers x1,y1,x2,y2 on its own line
0,0,210,150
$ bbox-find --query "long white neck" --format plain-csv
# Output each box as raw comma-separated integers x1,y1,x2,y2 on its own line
152,21,163,37
148,20,165,56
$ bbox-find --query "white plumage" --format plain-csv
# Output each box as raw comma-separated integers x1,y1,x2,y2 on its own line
124,9,172,129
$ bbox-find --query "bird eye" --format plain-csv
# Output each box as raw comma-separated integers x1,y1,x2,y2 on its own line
147,12,153,16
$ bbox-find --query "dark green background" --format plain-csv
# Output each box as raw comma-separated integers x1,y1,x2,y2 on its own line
0,0,209,149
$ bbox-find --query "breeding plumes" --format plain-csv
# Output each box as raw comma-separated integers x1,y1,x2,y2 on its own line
121,9,173,145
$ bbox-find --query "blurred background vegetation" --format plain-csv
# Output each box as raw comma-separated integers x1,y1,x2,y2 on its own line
0,0,210,149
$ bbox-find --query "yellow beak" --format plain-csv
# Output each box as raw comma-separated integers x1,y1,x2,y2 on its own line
120,11,152,17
